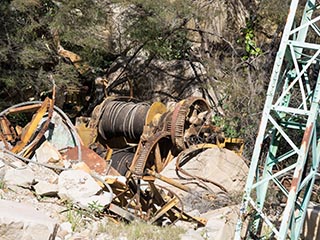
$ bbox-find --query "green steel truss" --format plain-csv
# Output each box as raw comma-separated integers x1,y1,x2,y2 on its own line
235,1,320,239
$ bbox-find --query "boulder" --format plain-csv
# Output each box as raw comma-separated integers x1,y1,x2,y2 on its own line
76,192,113,210
33,181,58,197
0,199,57,240
58,170,101,202
4,168,35,188
35,141,62,164
157,147,248,196
200,205,239,240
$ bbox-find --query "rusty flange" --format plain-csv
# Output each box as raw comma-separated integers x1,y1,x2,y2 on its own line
171,97,210,151
130,131,173,176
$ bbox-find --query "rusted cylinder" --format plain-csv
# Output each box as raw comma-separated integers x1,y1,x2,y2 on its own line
98,101,150,140
110,151,135,175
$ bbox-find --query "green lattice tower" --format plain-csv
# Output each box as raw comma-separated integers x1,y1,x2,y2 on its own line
235,1,320,239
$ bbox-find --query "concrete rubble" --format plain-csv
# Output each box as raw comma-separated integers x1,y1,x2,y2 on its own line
33,181,58,197
57,169,102,201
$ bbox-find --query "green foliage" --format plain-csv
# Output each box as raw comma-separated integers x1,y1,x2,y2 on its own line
0,180,5,190
0,0,114,109
50,0,111,67
65,206,85,231
0,0,57,106
238,21,262,60
118,0,193,60
213,115,241,138
87,200,104,216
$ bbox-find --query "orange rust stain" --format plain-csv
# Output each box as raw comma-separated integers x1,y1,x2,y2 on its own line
63,145,119,175
290,169,302,192
301,124,313,149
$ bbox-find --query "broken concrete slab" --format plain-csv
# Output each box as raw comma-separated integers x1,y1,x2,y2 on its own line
4,168,35,188
0,199,57,240
58,169,101,202
34,181,58,197
35,140,62,164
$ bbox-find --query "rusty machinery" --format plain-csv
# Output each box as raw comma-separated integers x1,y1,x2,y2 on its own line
83,96,243,224
0,92,243,227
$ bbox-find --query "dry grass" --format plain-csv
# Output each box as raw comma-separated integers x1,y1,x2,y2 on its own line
105,220,186,240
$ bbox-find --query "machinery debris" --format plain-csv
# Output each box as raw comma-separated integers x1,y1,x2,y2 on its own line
0,83,244,228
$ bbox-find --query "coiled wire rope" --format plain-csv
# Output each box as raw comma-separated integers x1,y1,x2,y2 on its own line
99,101,150,140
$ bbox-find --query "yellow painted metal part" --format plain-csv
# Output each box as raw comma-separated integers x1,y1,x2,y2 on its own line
11,98,51,153
219,137,244,155
145,169,190,192
145,102,167,125
76,123,97,147
150,197,180,223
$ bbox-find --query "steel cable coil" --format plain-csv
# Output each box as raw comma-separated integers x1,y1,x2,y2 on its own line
99,101,150,140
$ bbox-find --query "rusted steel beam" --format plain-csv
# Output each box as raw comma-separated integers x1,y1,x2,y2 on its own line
11,98,51,153
150,197,179,223
145,169,190,192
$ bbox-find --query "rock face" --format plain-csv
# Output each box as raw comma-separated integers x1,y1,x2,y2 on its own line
0,199,57,240
102,0,251,108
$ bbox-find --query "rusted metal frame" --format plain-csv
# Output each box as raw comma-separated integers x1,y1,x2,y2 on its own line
150,197,180,223
154,138,174,173
0,132,10,149
23,98,55,158
111,184,134,211
108,203,138,222
149,181,206,227
116,178,156,220
223,137,244,155
5,103,42,114
145,169,190,192
148,181,182,223
130,131,171,176
171,97,210,151
171,100,185,150
0,116,16,142
280,84,320,239
154,142,162,172
171,205,207,227
11,97,52,153
235,1,320,239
